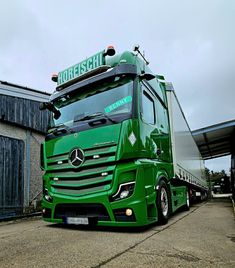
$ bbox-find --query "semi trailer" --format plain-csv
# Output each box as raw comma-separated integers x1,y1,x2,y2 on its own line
40,46,208,226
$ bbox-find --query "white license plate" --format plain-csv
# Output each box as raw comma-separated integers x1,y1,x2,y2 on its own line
66,217,89,225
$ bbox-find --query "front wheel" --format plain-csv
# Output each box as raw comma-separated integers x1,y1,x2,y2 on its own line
156,180,171,224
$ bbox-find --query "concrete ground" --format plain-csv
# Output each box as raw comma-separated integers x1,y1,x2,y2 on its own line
0,199,234,268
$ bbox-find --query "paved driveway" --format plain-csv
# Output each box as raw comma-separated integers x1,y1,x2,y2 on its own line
0,199,234,267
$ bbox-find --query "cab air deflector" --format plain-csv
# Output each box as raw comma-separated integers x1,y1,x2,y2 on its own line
50,64,138,102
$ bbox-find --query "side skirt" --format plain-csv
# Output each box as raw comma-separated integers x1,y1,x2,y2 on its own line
170,185,187,213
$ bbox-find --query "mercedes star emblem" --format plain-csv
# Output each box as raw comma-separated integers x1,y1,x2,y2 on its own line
69,148,85,167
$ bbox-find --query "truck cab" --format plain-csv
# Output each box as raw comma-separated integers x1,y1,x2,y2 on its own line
41,47,204,226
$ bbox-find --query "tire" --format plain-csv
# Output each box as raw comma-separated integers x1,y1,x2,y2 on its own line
156,180,170,224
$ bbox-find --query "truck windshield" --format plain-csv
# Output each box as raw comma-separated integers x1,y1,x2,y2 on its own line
50,80,133,128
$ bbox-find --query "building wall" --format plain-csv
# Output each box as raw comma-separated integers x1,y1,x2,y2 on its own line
0,94,50,133
29,132,44,203
0,121,44,211
0,135,24,217
0,82,50,217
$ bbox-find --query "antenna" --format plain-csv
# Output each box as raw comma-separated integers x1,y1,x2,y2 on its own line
133,44,149,65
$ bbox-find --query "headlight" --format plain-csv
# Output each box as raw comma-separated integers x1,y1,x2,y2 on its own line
43,188,53,202
110,182,135,202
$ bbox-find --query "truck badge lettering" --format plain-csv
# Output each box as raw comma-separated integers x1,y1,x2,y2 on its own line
57,50,105,86
105,96,132,114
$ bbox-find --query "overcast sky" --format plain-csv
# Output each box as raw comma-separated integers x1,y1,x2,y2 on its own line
0,0,234,172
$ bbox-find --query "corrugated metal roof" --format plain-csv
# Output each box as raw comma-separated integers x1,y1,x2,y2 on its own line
0,80,50,102
192,119,235,160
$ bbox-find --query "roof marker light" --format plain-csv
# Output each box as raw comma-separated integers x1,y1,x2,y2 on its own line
104,46,116,57
51,73,58,82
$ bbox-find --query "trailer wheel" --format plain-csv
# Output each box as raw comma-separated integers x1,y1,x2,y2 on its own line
156,180,170,224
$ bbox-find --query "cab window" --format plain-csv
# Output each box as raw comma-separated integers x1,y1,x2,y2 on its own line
141,89,155,125
155,98,169,134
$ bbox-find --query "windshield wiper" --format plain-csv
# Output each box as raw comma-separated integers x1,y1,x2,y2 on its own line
74,112,118,124
49,123,74,135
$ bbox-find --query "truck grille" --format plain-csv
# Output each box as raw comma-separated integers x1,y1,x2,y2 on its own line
46,144,117,196
46,144,117,170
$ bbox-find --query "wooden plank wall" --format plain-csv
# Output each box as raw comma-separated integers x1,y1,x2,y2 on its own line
0,135,24,218
0,94,50,133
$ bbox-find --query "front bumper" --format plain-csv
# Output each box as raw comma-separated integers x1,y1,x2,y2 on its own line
42,159,158,227
42,189,154,227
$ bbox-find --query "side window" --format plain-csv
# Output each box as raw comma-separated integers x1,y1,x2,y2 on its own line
141,89,155,125
155,99,169,134
148,79,165,103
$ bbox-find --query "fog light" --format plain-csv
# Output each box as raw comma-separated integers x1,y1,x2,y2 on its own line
126,209,133,216
42,208,46,214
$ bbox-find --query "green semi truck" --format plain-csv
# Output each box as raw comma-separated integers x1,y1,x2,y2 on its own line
40,46,208,227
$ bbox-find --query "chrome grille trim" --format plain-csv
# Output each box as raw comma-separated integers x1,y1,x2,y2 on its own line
46,144,117,196
54,185,110,196
46,144,117,170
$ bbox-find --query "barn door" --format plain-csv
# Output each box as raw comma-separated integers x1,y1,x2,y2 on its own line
0,136,24,218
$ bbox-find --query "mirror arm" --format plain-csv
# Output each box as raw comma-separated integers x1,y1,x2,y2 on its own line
39,102,61,119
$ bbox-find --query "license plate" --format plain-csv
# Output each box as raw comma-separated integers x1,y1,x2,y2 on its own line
66,217,89,225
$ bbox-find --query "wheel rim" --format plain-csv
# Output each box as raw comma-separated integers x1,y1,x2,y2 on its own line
160,187,168,217
186,191,190,207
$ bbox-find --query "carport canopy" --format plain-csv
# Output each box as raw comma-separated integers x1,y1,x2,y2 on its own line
192,119,235,160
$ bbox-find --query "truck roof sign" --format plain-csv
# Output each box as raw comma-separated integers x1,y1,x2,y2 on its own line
57,50,105,86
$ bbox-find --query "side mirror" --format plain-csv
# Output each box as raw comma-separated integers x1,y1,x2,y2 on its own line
39,102,61,119
53,110,61,120
39,102,47,110
156,75,165,81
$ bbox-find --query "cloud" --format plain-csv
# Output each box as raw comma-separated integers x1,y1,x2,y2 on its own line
0,0,234,171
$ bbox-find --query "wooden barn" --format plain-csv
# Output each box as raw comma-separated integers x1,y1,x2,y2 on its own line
0,80,50,219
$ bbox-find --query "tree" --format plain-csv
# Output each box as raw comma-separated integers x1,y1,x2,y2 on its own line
206,168,231,194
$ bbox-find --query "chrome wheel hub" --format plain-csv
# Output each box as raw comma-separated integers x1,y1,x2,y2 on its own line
186,191,190,207
161,188,168,217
